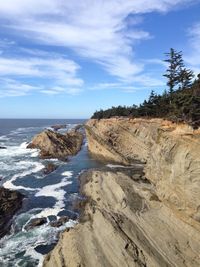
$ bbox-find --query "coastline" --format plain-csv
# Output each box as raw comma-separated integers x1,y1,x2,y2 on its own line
43,118,200,267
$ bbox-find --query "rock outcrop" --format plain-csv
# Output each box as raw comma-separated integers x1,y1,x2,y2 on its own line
43,163,58,175
86,118,200,221
43,167,200,267
27,129,83,159
25,217,47,231
0,187,24,238
51,124,67,131
43,118,200,267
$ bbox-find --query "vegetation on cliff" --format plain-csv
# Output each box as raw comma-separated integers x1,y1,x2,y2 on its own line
92,49,200,128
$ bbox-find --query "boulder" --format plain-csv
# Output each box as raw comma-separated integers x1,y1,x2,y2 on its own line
43,163,57,175
51,124,67,131
49,216,69,228
0,187,24,238
27,129,83,159
25,217,47,231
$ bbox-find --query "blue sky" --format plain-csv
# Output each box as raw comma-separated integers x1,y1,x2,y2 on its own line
0,0,200,118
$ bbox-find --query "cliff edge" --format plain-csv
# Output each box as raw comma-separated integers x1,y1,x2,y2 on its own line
43,118,200,267
86,118,200,221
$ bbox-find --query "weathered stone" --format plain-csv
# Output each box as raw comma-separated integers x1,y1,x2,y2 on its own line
25,217,47,231
27,129,83,159
44,169,200,267
51,124,67,131
0,187,24,238
49,216,69,228
43,118,200,267
86,118,200,219
43,163,57,175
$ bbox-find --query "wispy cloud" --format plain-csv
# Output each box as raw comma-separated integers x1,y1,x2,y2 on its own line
0,0,196,83
0,53,83,97
185,22,200,74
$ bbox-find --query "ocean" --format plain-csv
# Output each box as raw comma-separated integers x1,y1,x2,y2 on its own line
0,119,104,267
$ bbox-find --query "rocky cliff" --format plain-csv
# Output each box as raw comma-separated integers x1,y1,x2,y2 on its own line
86,118,200,221
43,118,200,267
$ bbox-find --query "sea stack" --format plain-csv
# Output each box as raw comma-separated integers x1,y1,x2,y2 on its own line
27,129,83,160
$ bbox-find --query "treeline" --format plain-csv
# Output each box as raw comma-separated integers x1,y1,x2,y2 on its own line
91,49,200,129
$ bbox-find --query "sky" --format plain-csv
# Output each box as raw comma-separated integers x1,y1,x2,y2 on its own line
0,0,200,118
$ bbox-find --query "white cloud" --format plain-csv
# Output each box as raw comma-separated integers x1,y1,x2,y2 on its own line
0,78,42,97
185,23,200,74
0,0,196,82
0,53,83,97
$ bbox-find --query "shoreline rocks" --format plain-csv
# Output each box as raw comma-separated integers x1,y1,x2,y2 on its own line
0,187,24,238
25,217,47,231
43,163,58,175
86,118,200,220
51,124,67,131
44,167,200,267
43,118,200,267
27,129,83,160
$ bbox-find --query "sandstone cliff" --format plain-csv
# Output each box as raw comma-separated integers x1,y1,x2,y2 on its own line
27,129,83,159
43,118,200,267
44,167,200,267
86,118,200,221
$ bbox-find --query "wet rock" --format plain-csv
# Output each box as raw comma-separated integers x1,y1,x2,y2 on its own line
27,129,83,160
0,146,7,149
49,216,69,228
25,217,47,231
43,163,57,175
0,187,24,238
74,124,84,131
51,124,67,131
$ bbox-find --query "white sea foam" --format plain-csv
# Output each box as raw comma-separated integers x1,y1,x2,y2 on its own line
61,171,73,177
107,164,134,168
0,142,38,158
3,162,44,191
0,219,76,267
0,135,10,141
35,172,73,217
84,142,88,147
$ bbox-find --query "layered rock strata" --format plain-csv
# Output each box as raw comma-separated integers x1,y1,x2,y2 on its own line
43,118,200,267
44,167,200,267
27,129,83,159
86,118,200,221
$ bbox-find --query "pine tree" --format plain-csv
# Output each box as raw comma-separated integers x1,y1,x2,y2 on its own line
179,68,194,89
163,48,184,94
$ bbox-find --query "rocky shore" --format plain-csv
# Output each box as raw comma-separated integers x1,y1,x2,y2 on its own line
27,129,83,159
0,187,24,238
43,118,200,267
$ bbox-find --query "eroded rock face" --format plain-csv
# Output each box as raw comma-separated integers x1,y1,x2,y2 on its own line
44,169,200,267
43,118,200,267
27,129,83,159
0,187,24,238
86,118,200,220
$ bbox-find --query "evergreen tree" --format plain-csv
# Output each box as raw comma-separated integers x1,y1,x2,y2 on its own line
179,68,194,89
163,48,184,94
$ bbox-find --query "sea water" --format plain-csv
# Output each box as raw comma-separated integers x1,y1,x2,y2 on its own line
0,119,104,267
